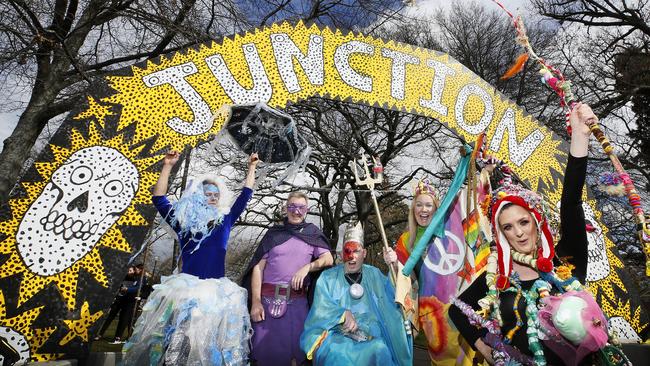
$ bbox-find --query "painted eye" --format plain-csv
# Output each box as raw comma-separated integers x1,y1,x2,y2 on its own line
104,180,124,197
71,166,93,185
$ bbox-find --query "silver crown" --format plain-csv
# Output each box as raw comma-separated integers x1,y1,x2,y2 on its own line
343,221,364,246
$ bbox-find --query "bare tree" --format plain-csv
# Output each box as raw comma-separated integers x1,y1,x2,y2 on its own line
0,0,248,202
532,0,650,304
433,1,565,132
0,0,411,203
529,0,650,173
532,0,650,38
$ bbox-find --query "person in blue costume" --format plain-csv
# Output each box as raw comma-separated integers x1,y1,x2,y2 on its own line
123,150,259,366
152,150,259,278
300,222,413,366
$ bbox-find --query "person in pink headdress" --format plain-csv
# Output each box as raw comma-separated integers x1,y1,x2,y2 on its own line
449,103,630,365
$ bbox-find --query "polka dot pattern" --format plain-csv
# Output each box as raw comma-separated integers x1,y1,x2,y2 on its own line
16,146,139,276
381,48,419,100
419,59,455,115
204,43,273,105
333,40,375,92
0,326,30,364
271,33,324,93
0,21,645,360
488,108,545,167
0,105,158,360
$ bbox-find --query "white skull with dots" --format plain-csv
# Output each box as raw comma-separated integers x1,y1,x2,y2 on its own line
0,326,30,365
16,146,139,276
582,202,610,282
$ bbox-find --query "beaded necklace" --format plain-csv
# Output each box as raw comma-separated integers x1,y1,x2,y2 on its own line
505,274,550,366
476,249,584,364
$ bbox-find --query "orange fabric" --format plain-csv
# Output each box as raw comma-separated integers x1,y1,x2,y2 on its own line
395,232,411,265
500,53,529,80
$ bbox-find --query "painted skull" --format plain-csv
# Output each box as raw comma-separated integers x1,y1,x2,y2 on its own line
581,202,609,282
608,316,642,342
0,326,30,365
16,146,139,276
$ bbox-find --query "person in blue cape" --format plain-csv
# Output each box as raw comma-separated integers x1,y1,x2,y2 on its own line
300,222,413,366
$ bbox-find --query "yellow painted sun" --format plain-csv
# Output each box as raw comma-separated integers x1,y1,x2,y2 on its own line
0,290,59,362
0,97,159,311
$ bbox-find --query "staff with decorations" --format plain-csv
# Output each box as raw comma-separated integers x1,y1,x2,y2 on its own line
490,0,650,275
449,104,630,365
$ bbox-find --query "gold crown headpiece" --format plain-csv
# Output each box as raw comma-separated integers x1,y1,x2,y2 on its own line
415,178,437,198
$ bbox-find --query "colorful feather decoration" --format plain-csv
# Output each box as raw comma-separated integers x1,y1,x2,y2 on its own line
490,0,650,277
501,53,529,80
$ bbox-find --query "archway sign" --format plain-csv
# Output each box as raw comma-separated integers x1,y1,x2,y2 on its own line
0,21,646,361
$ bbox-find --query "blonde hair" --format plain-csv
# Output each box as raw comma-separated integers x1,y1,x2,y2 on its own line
407,193,440,249
287,191,309,204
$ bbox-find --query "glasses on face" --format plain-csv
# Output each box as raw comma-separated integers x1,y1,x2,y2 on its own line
204,192,220,199
287,203,308,215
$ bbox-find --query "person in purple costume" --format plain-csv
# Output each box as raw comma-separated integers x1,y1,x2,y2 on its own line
152,150,259,278
244,191,334,365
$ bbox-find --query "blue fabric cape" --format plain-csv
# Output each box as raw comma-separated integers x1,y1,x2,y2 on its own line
300,264,412,366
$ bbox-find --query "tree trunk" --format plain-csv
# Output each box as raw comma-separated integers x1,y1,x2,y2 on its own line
0,89,58,202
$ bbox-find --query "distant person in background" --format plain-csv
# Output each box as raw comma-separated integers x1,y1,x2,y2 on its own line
94,265,136,343
119,263,148,342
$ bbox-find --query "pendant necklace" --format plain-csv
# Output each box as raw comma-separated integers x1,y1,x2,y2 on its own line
345,270,364,299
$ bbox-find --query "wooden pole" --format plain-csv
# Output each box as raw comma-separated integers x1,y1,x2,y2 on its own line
350,155,397,283
369,190,397,283
589,122,650,276
171,148,192,269
128,239,150,337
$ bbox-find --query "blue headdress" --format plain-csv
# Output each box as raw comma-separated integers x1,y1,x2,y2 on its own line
169,174,233,254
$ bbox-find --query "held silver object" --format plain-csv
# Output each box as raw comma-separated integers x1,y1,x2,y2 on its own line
349,283,364,299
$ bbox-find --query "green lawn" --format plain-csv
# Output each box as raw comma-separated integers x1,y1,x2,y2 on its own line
90,318,128,353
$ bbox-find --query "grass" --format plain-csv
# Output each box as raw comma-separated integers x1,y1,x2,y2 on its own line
90,318,128,353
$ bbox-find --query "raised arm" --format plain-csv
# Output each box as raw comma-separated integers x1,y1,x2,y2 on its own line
226,153,260,223
244,152,260,189
558,103,596,281
153,151,180,196
569,102,593,158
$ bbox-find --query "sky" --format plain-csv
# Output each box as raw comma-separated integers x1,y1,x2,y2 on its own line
415,0,529,13
0,0,530,152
